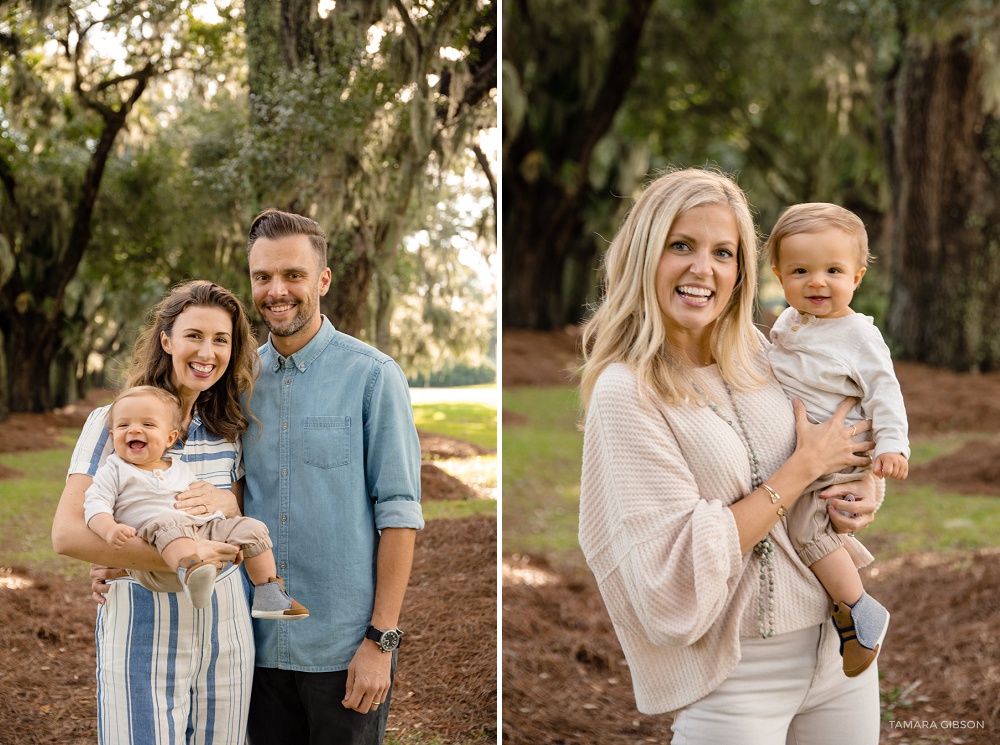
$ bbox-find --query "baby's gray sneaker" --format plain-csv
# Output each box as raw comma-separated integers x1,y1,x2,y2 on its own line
252,576,309,620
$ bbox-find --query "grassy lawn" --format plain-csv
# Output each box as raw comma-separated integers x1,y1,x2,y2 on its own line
0,391,497,576
0,444,84,578
502,385,1000,572
501,387,586,570
412,401,497,451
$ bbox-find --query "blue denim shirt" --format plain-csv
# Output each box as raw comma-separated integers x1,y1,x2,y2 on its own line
242,317,424,671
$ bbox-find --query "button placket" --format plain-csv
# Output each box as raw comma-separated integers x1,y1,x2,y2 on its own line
277,361,294,660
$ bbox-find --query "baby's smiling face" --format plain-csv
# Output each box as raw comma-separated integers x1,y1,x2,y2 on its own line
771,228,867,319
109,393,179,470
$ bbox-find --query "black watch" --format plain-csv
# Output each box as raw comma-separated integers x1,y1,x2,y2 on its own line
365,625,403,653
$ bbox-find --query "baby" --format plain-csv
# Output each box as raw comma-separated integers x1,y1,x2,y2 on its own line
766,203,909,677
84,385,308,620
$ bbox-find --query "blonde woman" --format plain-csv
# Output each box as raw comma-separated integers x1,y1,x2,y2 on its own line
578,169,883,743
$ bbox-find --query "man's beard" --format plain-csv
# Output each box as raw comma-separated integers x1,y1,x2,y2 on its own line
260,299,316,337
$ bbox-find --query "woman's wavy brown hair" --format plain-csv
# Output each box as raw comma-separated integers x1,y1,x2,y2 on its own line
126,280,259,442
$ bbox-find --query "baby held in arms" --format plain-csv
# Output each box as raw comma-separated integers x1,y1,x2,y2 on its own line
84,386,308,620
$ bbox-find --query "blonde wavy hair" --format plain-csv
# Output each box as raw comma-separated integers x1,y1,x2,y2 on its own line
580,168,766,411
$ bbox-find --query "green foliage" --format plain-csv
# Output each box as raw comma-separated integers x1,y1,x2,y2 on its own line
407,362,496,388
0,0,255,410
851,263,891,333
389,147,497,373
238,58,395,214
237,0,496,341
619,0,886,225
504,0,889,326
0,0,494,400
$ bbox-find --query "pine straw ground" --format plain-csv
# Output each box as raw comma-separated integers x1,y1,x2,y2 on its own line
0,397,497,744
502,329,1000,745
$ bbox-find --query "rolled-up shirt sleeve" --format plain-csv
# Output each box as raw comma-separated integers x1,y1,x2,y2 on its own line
579,368,745,648
366,360,425,531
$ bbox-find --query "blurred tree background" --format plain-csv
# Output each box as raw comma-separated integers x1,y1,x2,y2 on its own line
503,0,1000,372
0,0,496,417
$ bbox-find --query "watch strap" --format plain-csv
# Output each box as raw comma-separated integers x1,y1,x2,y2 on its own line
365,624,403,651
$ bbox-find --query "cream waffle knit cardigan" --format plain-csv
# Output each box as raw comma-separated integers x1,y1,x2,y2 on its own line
579,347,868,715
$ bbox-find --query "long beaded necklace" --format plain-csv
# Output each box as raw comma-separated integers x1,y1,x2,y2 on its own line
693,377,777,639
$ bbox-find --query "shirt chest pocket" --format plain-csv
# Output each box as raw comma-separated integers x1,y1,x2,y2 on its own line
303,416,351,469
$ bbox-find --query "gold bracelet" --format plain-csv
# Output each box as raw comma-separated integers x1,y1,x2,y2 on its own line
761,483,781,504
776,505,788,518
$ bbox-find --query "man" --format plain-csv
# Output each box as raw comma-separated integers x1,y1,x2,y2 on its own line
241,208,424,743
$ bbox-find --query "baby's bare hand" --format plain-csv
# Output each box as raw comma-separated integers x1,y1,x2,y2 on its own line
874,452,908,480
108,524,136,548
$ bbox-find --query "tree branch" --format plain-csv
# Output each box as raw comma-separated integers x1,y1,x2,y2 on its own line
471,143,496,211
571,0,654,184
56,60,156,306
391,0,424,61
460,25,496,110
92,65,162,94
0,156,17,210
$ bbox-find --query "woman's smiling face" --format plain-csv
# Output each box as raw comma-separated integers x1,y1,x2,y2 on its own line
159,305,233,397
654,203,740,363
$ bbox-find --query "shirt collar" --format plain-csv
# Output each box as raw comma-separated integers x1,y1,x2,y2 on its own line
264,316,336,373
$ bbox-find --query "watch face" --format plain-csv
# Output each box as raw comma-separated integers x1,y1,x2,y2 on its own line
381,629,400,651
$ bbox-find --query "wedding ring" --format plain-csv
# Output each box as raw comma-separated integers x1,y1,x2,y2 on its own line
850,425,857,437
201,503,208,513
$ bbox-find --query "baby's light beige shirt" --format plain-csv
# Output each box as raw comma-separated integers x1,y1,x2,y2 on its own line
768,308,909,460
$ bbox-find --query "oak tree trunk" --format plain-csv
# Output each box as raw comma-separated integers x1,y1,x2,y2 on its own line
502,0,653,330
884,33,1000,371
1,64,151,413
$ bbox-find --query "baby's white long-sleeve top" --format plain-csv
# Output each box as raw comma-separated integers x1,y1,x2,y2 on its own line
83,452,220,529
768,307,910,460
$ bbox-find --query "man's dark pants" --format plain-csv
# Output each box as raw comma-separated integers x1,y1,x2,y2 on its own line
247,653,397,745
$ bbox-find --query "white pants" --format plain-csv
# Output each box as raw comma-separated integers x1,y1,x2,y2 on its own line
671,622,880,745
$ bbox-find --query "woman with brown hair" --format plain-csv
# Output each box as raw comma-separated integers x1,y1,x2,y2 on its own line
52,279,260,744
